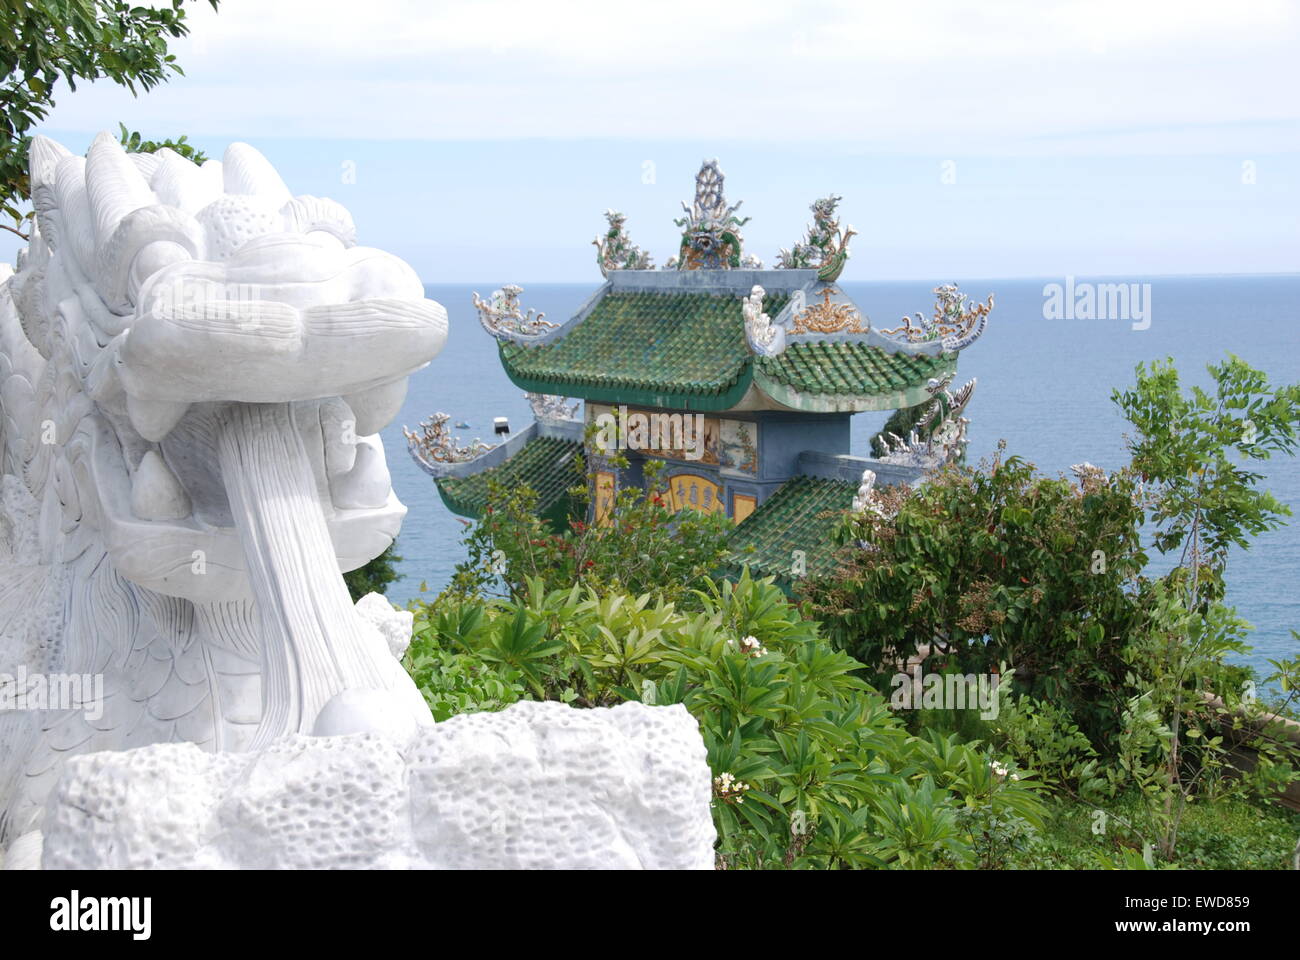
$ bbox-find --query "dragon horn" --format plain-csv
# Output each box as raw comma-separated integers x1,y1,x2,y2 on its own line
85,131,155,244
222,142,292,205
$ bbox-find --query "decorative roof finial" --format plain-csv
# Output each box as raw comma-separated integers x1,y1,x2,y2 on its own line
526,392,580,423
776,195,856,282
404,412,497,467
673,159,750,270
879,283,993,352
741,285,785,356
877,377,978,469
593,210,653,276
472,284,559,343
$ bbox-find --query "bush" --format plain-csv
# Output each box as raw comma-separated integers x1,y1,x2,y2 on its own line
449,457,733,605
404,570,1046,869
802,445,1146,742
805,354,1300,863
343,541,403,602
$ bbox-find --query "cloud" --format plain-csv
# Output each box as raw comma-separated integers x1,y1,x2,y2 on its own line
30,0,1299,154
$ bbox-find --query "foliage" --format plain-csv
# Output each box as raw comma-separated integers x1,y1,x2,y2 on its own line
1011,791,1300,870
990,692,1112,803
1116,355,1300,569
448,454,733,606
343,542,403,602
805,353,1300,864
802,443,1147,741
1108,355,1300,858
1,0,218,238
405,570,1046,868
117,121,207,164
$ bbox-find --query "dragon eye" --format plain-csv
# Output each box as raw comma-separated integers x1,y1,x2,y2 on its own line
128,240,191,307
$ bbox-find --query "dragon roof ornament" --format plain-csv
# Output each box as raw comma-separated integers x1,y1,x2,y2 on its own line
403,412,497,467
673,160,750,270
593,210,653,276
879,283,993,352
526,391,580,423
776,195,857,282
878,376,978,469
473,284,558,343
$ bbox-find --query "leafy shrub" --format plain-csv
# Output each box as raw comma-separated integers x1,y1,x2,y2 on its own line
343,541,403,602
449,456,732,605
803,445,1146,741
804,354,1300,864
404,570,1045,869
990,691,1112,803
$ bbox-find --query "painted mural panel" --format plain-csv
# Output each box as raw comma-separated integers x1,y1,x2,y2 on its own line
719,419,758,475
585,404,723,467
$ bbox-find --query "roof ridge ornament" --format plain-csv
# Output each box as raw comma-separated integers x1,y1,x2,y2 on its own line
526,391,580,423
742,285,785,356
473,284,559,343
878,376,978,468
673,159,750,270
403,411,497,467
776,195,857,282
879,283,993,352
593,210,653,276
851,469,893,517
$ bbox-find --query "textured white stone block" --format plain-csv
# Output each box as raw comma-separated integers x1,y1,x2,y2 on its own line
39,700,716,870
354,591,415,660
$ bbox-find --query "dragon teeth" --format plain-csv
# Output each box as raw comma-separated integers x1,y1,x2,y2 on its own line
126,394,190,442
131,450,191,521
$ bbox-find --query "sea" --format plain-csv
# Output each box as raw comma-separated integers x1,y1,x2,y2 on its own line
380,276,1300,677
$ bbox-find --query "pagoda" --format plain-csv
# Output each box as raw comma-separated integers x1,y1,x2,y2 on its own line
407,160,991,582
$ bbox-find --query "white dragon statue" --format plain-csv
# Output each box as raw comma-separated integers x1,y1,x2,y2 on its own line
0,133,447,857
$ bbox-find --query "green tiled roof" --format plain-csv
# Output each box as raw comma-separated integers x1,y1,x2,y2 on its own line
436,436,580,521
724,475,856,582
500,291,788,411
755,342,955,412
499,289,955,412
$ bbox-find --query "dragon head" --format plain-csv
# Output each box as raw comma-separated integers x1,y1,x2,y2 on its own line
17,132,446,598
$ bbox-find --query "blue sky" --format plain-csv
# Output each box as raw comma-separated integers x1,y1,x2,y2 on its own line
5,0,1298,282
